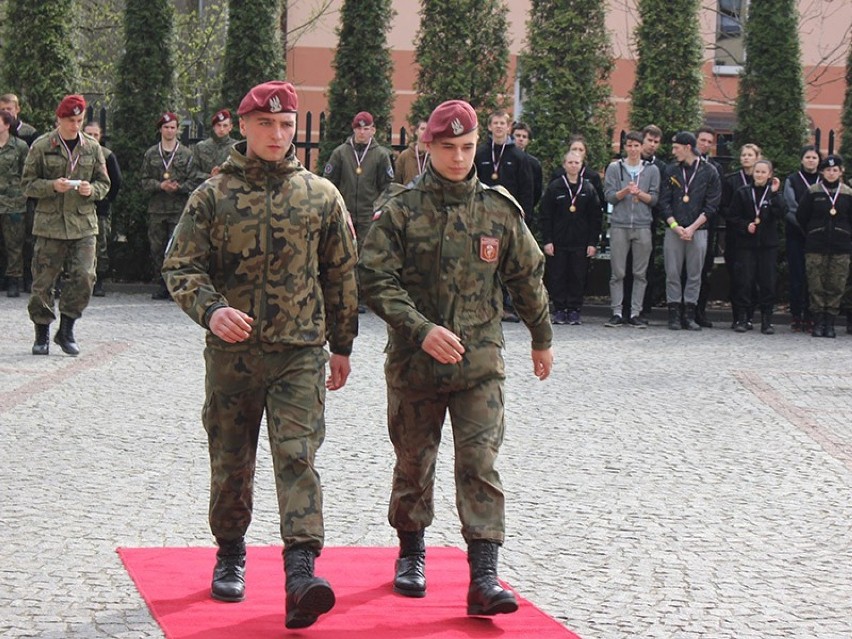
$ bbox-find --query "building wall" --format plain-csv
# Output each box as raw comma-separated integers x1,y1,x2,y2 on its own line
286,1,850,154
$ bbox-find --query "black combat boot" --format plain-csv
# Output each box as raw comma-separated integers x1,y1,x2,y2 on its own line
393,529,426,598
32,323,50,355
211,537,246,602
734,310,749,333
683,303,702,331
667,303,682,330
760,311,775,335
92,277,105,297
695,304,713,328
151,279,170,300
811,313,825,338
284,545,335,629
53,314,80,356
7,277,20,298
466,540,518,616
823,313,836,338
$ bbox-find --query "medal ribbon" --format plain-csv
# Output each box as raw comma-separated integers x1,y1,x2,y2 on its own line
561,175,581,210
820,183,840,212
415,147,429,176
491,140,506,175
159,141,179,176
681,160,698,199
751,185,769,221
799,170,820,190
59,134,81,174
350,137,372,173
739,169,750,187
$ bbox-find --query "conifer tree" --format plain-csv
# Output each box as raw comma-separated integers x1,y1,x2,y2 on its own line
318,0,395,167
734,0,806,175
629,0,703,148
221,0,283,114
519,0,614,177
409,0,511,128
0,0,79,133
839,39,852,159
110,0,175,280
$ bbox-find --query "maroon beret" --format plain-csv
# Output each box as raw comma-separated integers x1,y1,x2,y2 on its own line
420,100,478,143
55,95,86,119
237,81,298,116
157,112,178,129
351,111,374,129
211,109,231,126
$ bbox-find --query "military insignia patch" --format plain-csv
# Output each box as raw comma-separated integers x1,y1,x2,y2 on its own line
268,95,282,113
480,237,499,263
387,166,394,178
323,163,333,175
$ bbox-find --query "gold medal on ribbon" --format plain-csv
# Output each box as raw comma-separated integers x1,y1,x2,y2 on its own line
830,207,837,216
753,217,761,226
682,195,690,203
569,205,576,213
491,172,498,181
163,172,170,180
356,167,362,175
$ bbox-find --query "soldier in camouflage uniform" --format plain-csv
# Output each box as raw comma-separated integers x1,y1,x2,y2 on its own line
141,111,199,299
0,109,30,297
83,122,122,297
163,81,358,630
358,100,553,616
21,95,110,356
192,108,236,178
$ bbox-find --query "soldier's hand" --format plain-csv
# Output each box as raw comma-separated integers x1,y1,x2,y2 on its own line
54,178,74,193
422,326,465,365
209,307,254,343
531,348,553,381
78,181,93,197
327,354,351,391
543,243,555,256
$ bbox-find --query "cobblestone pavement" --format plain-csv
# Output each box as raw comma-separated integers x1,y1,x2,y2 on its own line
1,290,850,639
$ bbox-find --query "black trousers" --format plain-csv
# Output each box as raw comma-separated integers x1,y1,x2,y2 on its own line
733,246,777,313
545,247,589,311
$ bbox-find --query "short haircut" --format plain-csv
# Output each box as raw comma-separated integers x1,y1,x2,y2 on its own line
84,121,101,132
625,131,643,145
489,110,511,124
512,121,532,137
0,93,20,107
641,124,662,139
799,145,821,160
696,126,716,137
0,109,14,128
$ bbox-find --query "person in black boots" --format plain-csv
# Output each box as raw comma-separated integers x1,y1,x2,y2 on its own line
659,132,721,331
21,95,110,356
796,154,852,338
727,160,786,334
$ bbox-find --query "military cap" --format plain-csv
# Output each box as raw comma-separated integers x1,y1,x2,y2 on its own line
55,95,86,118
672,131,697,148
820,154,843,170
157,112,179,129
211,109,231,126
351,111,374,128
237,81,298,116
420,100,478,143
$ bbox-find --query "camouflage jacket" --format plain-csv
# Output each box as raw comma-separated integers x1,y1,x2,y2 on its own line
358,163,552,387
192,134,235,177
21,130,110,239
0,135,29,214
163,141,359,355
14,120,38,146
140,141,199,219
323,135,394,221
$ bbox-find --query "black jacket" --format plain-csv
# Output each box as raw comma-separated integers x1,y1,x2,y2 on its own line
539,175,602,250
796,180,852,255
728,183,786,249
475,138,534,218
659,158,721,228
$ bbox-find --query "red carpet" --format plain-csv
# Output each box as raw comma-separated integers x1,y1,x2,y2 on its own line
117,546,582,638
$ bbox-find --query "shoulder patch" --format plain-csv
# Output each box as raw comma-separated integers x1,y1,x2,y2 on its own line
323,162,333,175
387,165,394,178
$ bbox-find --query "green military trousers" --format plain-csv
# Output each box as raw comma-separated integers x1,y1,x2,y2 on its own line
203,345,328,551
28,235,96,324
806,253,851,314
386,377,506,544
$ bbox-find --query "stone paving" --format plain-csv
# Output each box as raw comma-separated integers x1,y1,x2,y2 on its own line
1,290,850,639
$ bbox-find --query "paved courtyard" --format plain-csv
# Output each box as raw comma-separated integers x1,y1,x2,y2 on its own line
1,290,850,638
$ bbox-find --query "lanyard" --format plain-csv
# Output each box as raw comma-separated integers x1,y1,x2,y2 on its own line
490,140,506,180
820,183,840,215
561,175,582,212
751,185,769,223
59,134,81,174
350,138,372,175
415,147,429,176
159,141,180,178
681,160,698,202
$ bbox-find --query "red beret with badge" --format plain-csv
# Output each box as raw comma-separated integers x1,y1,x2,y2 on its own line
157,112,179,129
211,109,231,126
55,95,86,118
420,100,478,143
237,81,299,116
351,111,374,129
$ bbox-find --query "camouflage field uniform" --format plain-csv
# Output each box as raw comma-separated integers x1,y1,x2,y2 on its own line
358,164,552,544
0,135,30,279
140,142,198,279
323,136,394,246
192,133,235,177
21,131,110,324
163,141,358,550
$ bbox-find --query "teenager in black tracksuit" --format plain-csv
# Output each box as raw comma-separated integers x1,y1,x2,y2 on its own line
796,154,852,338
727,159,786,334
540,151,602,325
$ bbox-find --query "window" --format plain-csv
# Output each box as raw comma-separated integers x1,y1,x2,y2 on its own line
714,0,746,74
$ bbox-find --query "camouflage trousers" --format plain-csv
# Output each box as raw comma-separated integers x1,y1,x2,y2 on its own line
28,235,96,324
148,215,178,281
96,215,111,276
203,345,329,551
805,253,851,314
386,377,506,544
1,213,26,278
